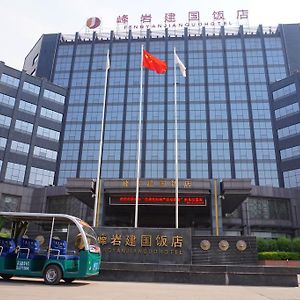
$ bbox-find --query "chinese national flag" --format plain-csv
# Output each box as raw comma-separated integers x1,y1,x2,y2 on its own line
143,50,167,74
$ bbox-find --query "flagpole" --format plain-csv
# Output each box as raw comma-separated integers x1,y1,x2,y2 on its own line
134,44,144,228
174,47,179,229
93,49,110,227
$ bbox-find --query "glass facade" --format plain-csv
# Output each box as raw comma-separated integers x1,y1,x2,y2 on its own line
52,30,290,188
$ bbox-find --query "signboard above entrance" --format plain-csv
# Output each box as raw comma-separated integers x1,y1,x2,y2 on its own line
109,195,206,206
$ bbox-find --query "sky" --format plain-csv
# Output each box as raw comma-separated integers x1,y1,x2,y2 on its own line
0,0,300,70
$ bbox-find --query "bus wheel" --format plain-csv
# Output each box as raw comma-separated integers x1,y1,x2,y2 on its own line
63,278,75,284
0,274,13,280
43,265,62,285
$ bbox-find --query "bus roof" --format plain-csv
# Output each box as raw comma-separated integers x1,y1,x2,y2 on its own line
0,212,86,226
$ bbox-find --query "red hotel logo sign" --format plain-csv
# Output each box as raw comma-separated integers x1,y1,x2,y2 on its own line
110,195,206,206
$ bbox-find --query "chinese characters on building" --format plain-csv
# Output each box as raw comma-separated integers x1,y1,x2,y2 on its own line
114,10,248,29
98,232,184,256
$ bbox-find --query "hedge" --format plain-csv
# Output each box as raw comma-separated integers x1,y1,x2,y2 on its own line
256,237,300,252
258,252,300,260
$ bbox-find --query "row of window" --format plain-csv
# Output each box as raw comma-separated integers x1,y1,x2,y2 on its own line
0,136,57,160
57,158,278,186
4,162,54,186
275,102,299,119
0,115,60,141
278,123,300,139
0,73,65,104
273,83,296,100
56,37,282,59
0,93,63,123
280,145,300,161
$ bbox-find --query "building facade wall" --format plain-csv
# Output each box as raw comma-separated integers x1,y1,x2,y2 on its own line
0,62,66,187
18,24,300,236
270,72,300,188
36,25,291,187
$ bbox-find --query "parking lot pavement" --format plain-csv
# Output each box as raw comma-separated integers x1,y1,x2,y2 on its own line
1,278,300,300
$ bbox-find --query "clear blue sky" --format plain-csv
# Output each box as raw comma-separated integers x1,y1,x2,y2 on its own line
0,0,299,70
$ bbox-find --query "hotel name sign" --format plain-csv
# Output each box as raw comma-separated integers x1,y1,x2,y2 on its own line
117,10,249,30
95,227,191,264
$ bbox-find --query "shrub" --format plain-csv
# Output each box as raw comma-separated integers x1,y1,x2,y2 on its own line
256,238,269,252
292,237,300,252
256,238,279,252
267,239,277,251
258,251,300,260
277,237,292,252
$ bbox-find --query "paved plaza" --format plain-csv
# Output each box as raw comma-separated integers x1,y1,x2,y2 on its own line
1,278,300,300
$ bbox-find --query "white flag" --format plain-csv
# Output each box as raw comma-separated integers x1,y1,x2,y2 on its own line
175,52,186,77
106,50,110,70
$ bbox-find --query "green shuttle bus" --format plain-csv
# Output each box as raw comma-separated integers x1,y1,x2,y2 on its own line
0,212,101,285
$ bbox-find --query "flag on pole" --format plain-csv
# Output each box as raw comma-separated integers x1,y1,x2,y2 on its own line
174,52,186,77
143,50,167,74
106,50,110,70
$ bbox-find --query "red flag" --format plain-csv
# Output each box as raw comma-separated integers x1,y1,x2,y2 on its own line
143,50,167,74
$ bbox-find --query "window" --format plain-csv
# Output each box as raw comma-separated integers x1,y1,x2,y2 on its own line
212,162,231,178
0,137,7,150
248,197,289,220
57,45,74,56
10,140,30,154
19,100,37,114
28,167,54,186
255,142,276,159
40,107,63,122
235,163,255,182
37,126,60,141
15,120,33,134
211,142,230,158
43,89,65,104
61,143,80,161
278,123,300,139
76,44,92,55
0,73,19,87
234,142,253,160
71,72,88,87
281,145,300,161
33,146,57,161
0,93,15,107
209,103,227,120
275,103,299,119
284,169,300,188
53,73,70,87
273,83,296,100
0,194,20,212
23,82,40,95
232,122,251,139
0,114,12,128
257,162,278,187
5,162,26,183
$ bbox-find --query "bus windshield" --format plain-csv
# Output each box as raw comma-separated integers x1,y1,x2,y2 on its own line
79,220,100,253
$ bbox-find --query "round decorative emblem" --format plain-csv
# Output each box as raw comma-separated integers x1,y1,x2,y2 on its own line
200,240,211,251
236,240,247,252
218,240,229,251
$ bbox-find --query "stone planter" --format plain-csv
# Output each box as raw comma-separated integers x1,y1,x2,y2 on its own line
258,260,300,267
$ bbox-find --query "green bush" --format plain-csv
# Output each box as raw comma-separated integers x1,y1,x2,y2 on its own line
256,238,279,252
267,239,277,251
292,237,300,252
277,237,292,252
258,251,300,260
256,238,269,252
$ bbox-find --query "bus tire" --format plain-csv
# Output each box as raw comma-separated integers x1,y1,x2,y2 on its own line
0,274,13,280
43,265,62,285
63,278,75,284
